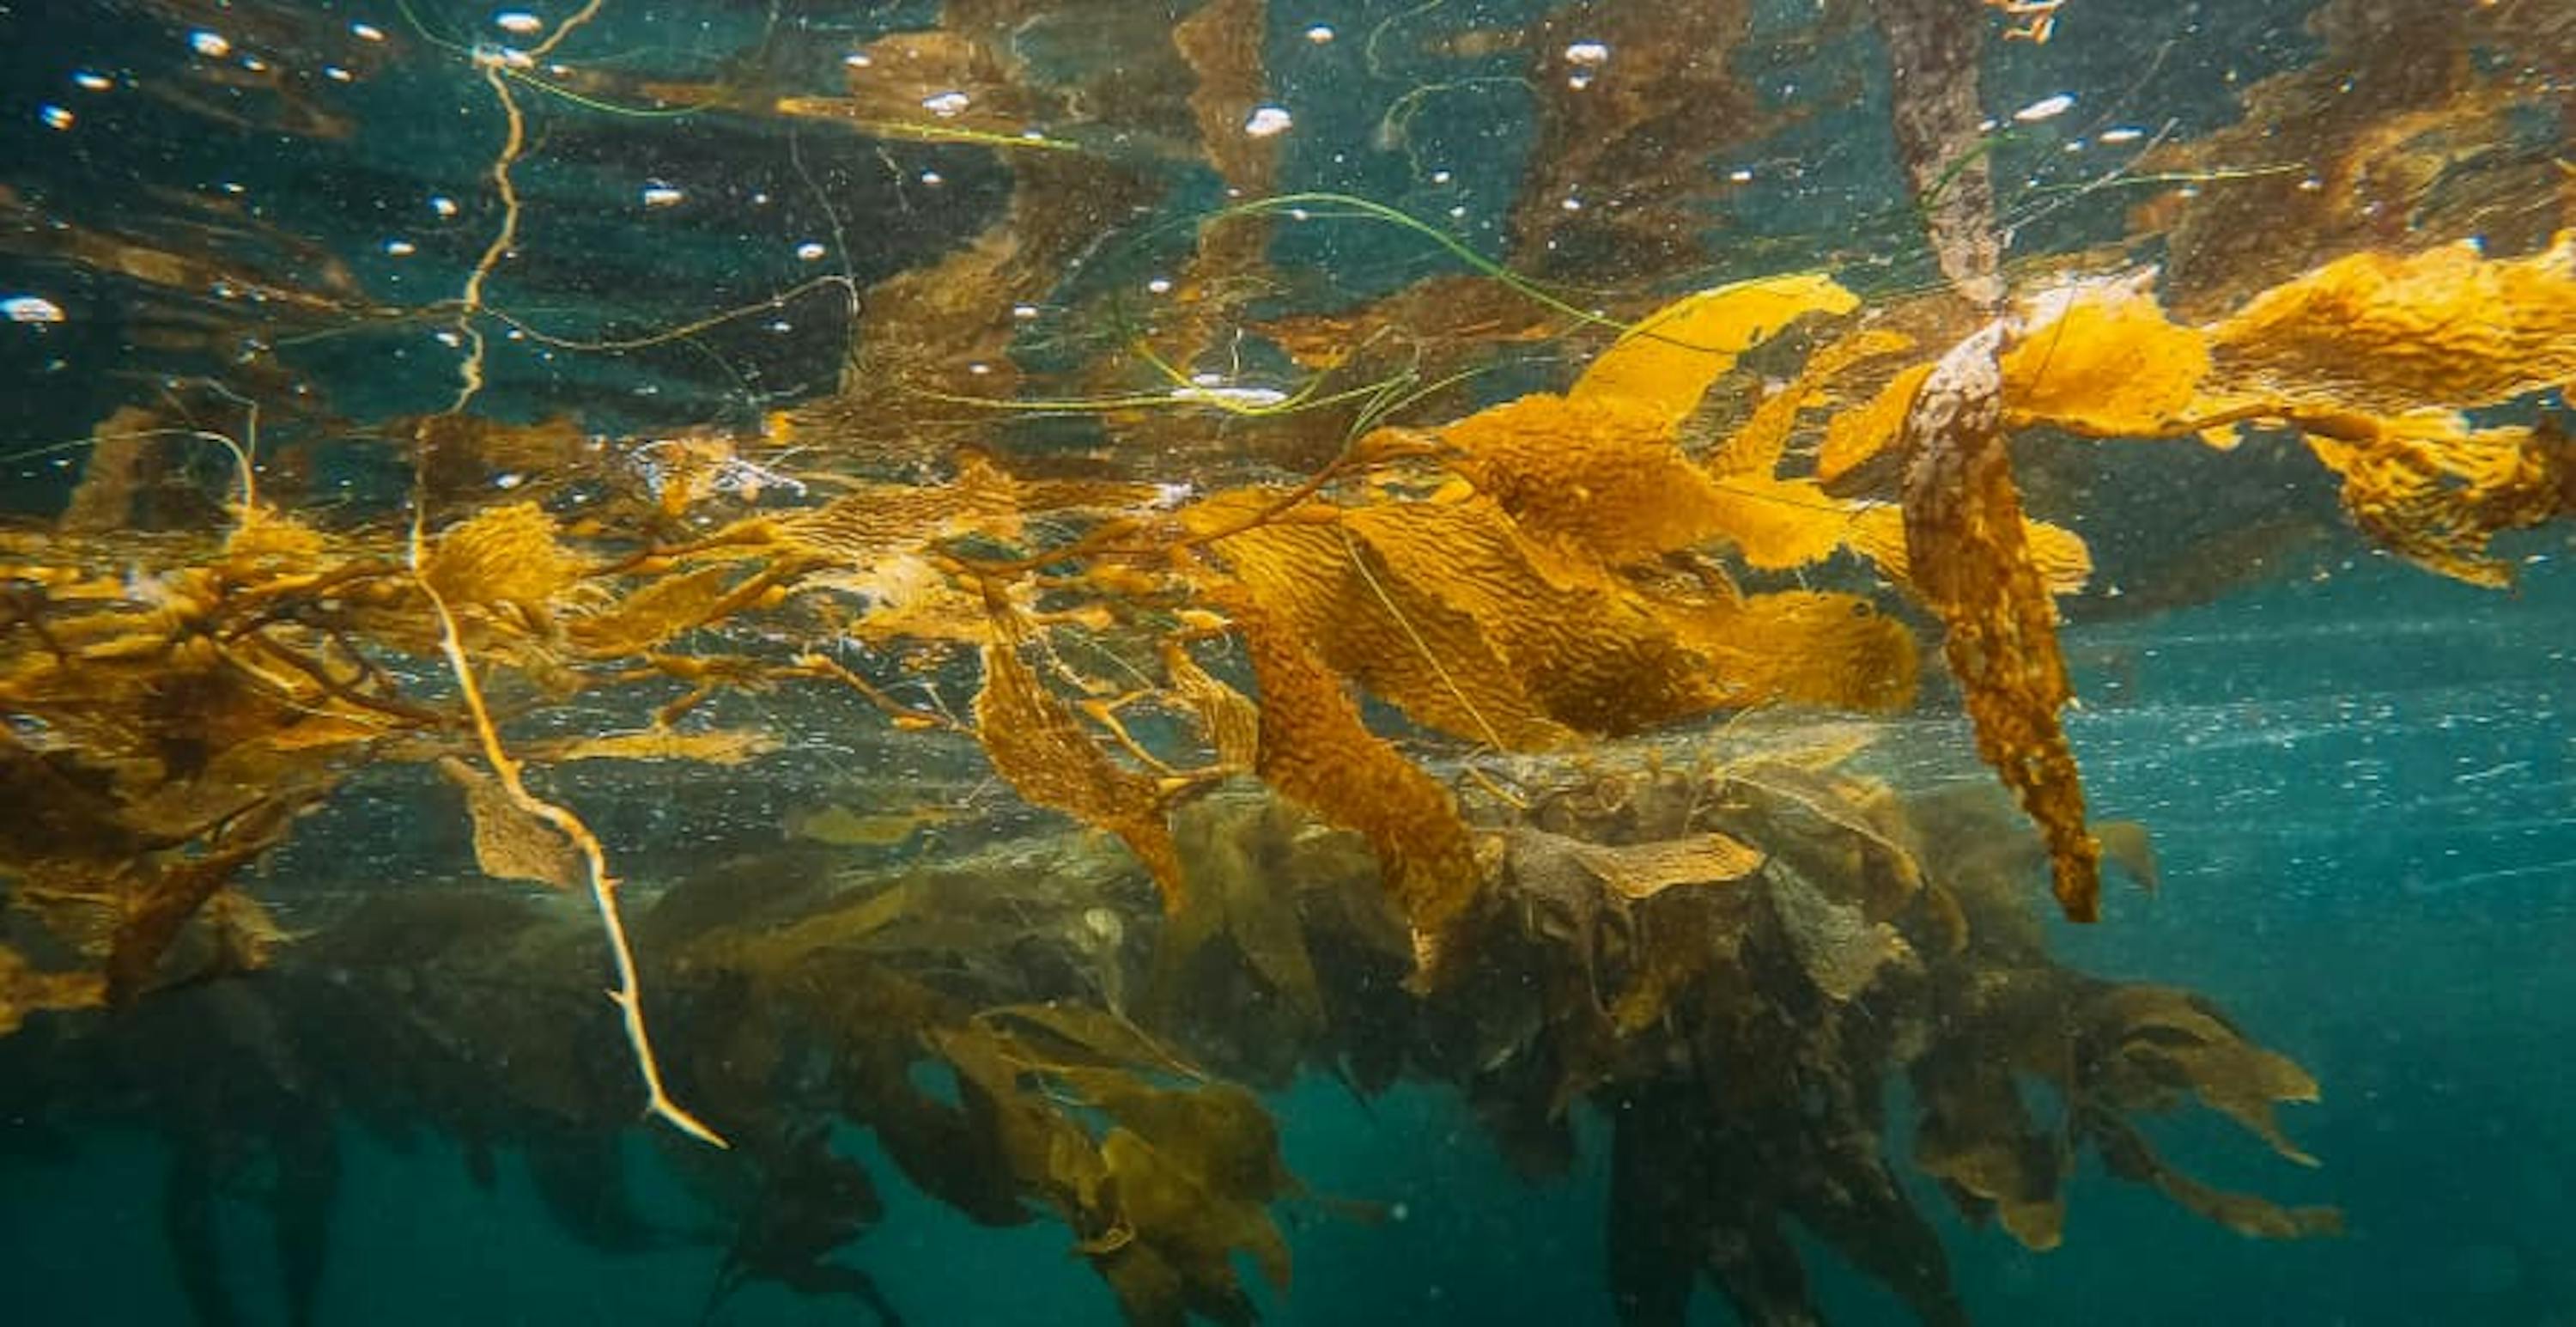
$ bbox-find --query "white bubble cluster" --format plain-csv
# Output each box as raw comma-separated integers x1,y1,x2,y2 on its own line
1243,105,1293,138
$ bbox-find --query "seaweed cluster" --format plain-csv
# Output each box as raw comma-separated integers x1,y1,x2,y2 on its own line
2,0,2571,1322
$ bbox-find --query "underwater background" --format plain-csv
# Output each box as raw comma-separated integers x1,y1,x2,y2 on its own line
2,1,2572,1325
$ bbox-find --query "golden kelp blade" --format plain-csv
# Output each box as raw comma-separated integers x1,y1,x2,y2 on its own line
420,502,580,616
2000,278,2212,436
1657,588,1921,714
439,756,584,890
1158,638,1261,770
974,633,1189,912
0,944,106,1035
1208,503,1572,749
2206,235,2576,412
1818,362,1935,485
544,727,781,766
1441,393,1744,567
1571,272,1860,425
1901,324,2102,922
2300,412,2572,588
1224,600,1480,983
1561,832,1766,902
1990,247,2576,586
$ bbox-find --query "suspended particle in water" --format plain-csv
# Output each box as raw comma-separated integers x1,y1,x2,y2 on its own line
2099,126,2146,144
843,52,872,69
38,105,72,130
1146,277,1173,295
429,195,459,217
384,239,417,256
1304,24,1334,44
4,295,67,324
641,183,685,208
1012,303,1039,320
71,71,111,91
324,65,353,82
2012,93,2075,123
189,30,231,58
351,21,386,41
1243,105,1293,137
920,90,970,117
919,170,944,186
795,241,827,261
494,11,544,36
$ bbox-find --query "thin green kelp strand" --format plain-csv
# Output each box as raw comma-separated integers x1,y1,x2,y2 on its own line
1212,193,1625,334
500,72,713,120
907,366,1416,422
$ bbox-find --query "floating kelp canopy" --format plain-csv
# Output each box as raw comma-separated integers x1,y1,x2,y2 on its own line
0,0,2568,1324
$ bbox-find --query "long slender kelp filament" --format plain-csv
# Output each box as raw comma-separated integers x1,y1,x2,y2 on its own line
415,0,726,1148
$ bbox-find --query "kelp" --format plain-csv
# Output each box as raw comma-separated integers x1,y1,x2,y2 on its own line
1901,323,2102,922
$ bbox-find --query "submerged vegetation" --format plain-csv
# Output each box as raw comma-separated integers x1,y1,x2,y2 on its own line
0,0,2569,1322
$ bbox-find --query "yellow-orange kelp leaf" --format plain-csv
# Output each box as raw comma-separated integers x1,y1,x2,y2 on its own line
1338,500,1729,735
1210,489,1909,735
2206,235,2576,412
1818,362,1934,485
2300,410,2573,587
422,502,580,612
2085,984,2324,1167
1440,393,1741,567
1900,324,2101,922
1159,639,1261,769
1850,504,2093,597
1201,495,1573,749
0,943,106,1036
2002,277,2214,436
975,631,1188,911
764,455,1027,565
1437,394,1896,576
438,755,581,889
1567,831,1766,901
568,564,742,657
1710,326,1918,478
1659,588,1919,714
1225,598,1481,983
545,727,781,766
1571,272,1861,425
